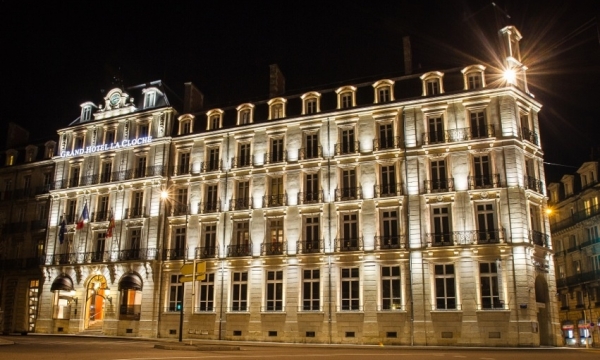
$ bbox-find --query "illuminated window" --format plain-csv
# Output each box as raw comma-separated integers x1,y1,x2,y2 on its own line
265,270,284,311
338,127,357,155
301,92,321,114
205,147,220,172
301,131,320,160
232,272,248,311
28,280,40,331
470,110,489,138
236,104,254,125
203,184,219,213
381,266,401,310
376,122,395,150
302,269,320,311
340,268,360,311
420,72,444,96
340,212,359,251
181,120,191,135
168,274,183,312
236,142,252,167
461,65,486,90
177,151,190,174
434,264,456,310
266,176,285,207
118,274,143,321
306,98,317,114
207,109,223,130
428,159,449,192
143,91,156,109
302,172,320,204
431,206,451,246
472,155,492,189
233,180,251,210
373,80,394,103
201,224,217,256
378,164,397,197
81,106,92,121
210,115,220,129
268,137,285,163
476,203,498,243
480,262,501,309
197,273,215,312
379,210,400,249
425,116,444,144
336,86,356,109
268,98,286,120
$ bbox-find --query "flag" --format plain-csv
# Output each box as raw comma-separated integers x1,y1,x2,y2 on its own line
76,202,89,230
58,218,67,244
106,209,115,238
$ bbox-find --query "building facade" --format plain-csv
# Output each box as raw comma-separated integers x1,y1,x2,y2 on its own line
548,161,600,346
35,26,560,346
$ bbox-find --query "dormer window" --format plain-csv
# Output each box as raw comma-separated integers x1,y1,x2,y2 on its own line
82,106,92,121
336,86,357,109
301,92,321,115
45,142,55,159
420,72,444,96
373,80,395,104
206,109,224,130
26,146,37,162
144,91,156,109
236,103,254,125
268,98,287,120
178,114,194,135
461,65,486,90
5,150,17,166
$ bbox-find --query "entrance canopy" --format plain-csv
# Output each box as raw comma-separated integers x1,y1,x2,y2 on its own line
118,274,143,291
50,275,74,292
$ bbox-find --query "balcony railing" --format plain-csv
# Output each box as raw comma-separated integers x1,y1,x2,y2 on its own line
80,174,99,186
298,146,322,160
264,152,286,164
524,175,544,194
231,156,253,168
471,125,495,139
162,248,187,260
335,141,360,155
424,229,505,247
335,187,362,201
126,207,146,219
550,204,600,232
195,246,219,259
373,136,402,151
530,230,550,247
53,179,66,190
468,174,501,189
227,243,252,257
170,204,189,216
229,197,253,211
92,210,110,222
68,177,80,187
116,248,157,261
199,201,221,214
556,270,600,288
200,160,222,173
297,191,324,204
375,235,406,250
263,194,287,207
335,237,363,252
374,184,402,197
111,169,134,182
297,239,323,254
170,164,191,176
522,127,539,146
424,178,454,193
261,241,287,255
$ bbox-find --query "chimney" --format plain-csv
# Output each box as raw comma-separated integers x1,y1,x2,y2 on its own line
269,64,285,98
403,36,413,75
183,82,204,114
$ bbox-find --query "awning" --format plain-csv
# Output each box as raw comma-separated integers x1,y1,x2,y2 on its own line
118,274,143,291
50,275,74,292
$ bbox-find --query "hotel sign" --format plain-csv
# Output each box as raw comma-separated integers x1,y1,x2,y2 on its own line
60,136,153,158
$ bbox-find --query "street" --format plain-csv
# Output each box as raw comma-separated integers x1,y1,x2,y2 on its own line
1,335,599,360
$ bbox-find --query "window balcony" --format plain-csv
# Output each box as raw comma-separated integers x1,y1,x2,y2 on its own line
297,191,324,204
335,187,362,201
53,179,66,190
263,194,287,207
521,127,539,146
227,242,253,257
116,248,157,261
524,175,544,194
145,165,166,177
111,169,134,182
424,230,505,247
297,239,323,254
92,210,110,222
195,245,219,259
264,152,286,165
201,160,222,173
169,204,189,216
229,197,252,211
374,183,402,197
89,250,110,263
162,248,187,260
335,237,363,252
530,230,550,247
373,136,402,151
298,146,322,160
468,174,501,189
557,270,600,288
231,155,253,168
126,207,146,219
199,201,221,214
170,164,191,176
335,141,360,155
375,235,406,250
550,204,600,232
424,178,454,193
261,241,287,256
68,177,80,187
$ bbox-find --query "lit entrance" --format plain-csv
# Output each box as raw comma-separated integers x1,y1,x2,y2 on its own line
85,274,112,330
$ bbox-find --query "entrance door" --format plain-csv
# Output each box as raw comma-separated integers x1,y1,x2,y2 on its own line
85,274,109,330
535,275,553,345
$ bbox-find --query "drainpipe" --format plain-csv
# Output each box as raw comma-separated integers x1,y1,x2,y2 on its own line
327,118,333,344
218,133,231,340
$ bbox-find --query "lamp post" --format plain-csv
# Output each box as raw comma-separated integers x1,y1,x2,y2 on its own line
161,189,188,343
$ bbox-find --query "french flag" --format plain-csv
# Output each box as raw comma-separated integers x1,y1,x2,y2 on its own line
76,202,89,230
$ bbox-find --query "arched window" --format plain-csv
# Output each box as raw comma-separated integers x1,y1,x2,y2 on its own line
118,273,143,320
51,275,75,320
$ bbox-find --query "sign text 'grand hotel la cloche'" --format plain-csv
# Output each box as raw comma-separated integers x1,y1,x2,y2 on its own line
60,136,153,158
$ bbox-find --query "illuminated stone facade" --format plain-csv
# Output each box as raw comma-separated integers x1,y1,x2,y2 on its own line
33,26,560,346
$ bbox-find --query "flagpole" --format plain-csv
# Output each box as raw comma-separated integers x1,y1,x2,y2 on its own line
84,196,91,261
52,196,62,265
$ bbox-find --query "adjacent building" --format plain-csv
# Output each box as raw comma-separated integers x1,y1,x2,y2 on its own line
548,161,600,346
33,25,560,346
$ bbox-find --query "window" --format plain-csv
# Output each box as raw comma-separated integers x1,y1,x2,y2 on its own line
426,80,440,95
426,116,444,144
303,215,320,252
302,172,320,204
70,166,80,187
81,106,92,121
340,212,360,251
265,270,284,311
268,137,285,163
101,160,112,183
137,122,149,138
470,111,489,138
434,264,456,310
128,228,141,253
302,269,320,311
378,86,391,103
180,119,192,135
231,271,248,311
480,262,501,309
431,206,451,246
336,87,356,109
472,155,492,188
178,151,190,174
203,184,219,213
339,168,358,200
52,290,74,320
130,190,144,218
93,232,107,262
232,180,250,210
171,227,186,260
269,99,286,120
96,195,109,222
23,175,31,189
266,176,285,207
476,203,497,243
197,273,215,312
429,159,448,192
66,199,77,223
373,80,394,103
377,122,395,150
200,224,217,258
462,66,486,89
135,155,146,178
45,144,55,158
119,274,143,321
379,164,397,197
302,131,320,160
467,73,482,89
205,147,220,172
341,268,360,310
74,135,84,150
306,98,317,114
381,266,401,310
210,115,220,130
237,104,254,125
272,104,283,119
168,274,183,312
28,279,40,331
380,210,400,249
229,220,251,257
143,91,156,108
236,142,252,167
240,109,251,124
339,127,357,154
265,218,284,255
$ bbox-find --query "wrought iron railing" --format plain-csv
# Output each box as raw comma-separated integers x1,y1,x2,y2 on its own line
263,194,287,207
261,241,287,256
227,243,253,257
162,248,187,260
424,229,505,247
468,174,501,189
195,246,219,259
375,235,406,250
335,237,363,252
297,191,324,204
374,184,402,197
297,239,323,254
199,201,221,214
335,141,360,155
231,155,253,168
126,207,146,219
522,127,539,146
298,146,322,160
524,175,544,194
264,152,286,164
335,187,362,201
200,160,222,173
373,136,402,151
530,230,550,247
424,178,454,193
229,197,253,211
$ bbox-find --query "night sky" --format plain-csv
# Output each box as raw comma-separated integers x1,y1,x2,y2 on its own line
1,1,598,182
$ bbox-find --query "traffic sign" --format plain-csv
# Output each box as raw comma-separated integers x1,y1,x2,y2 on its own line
180,262,206,275
179,274,205,282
